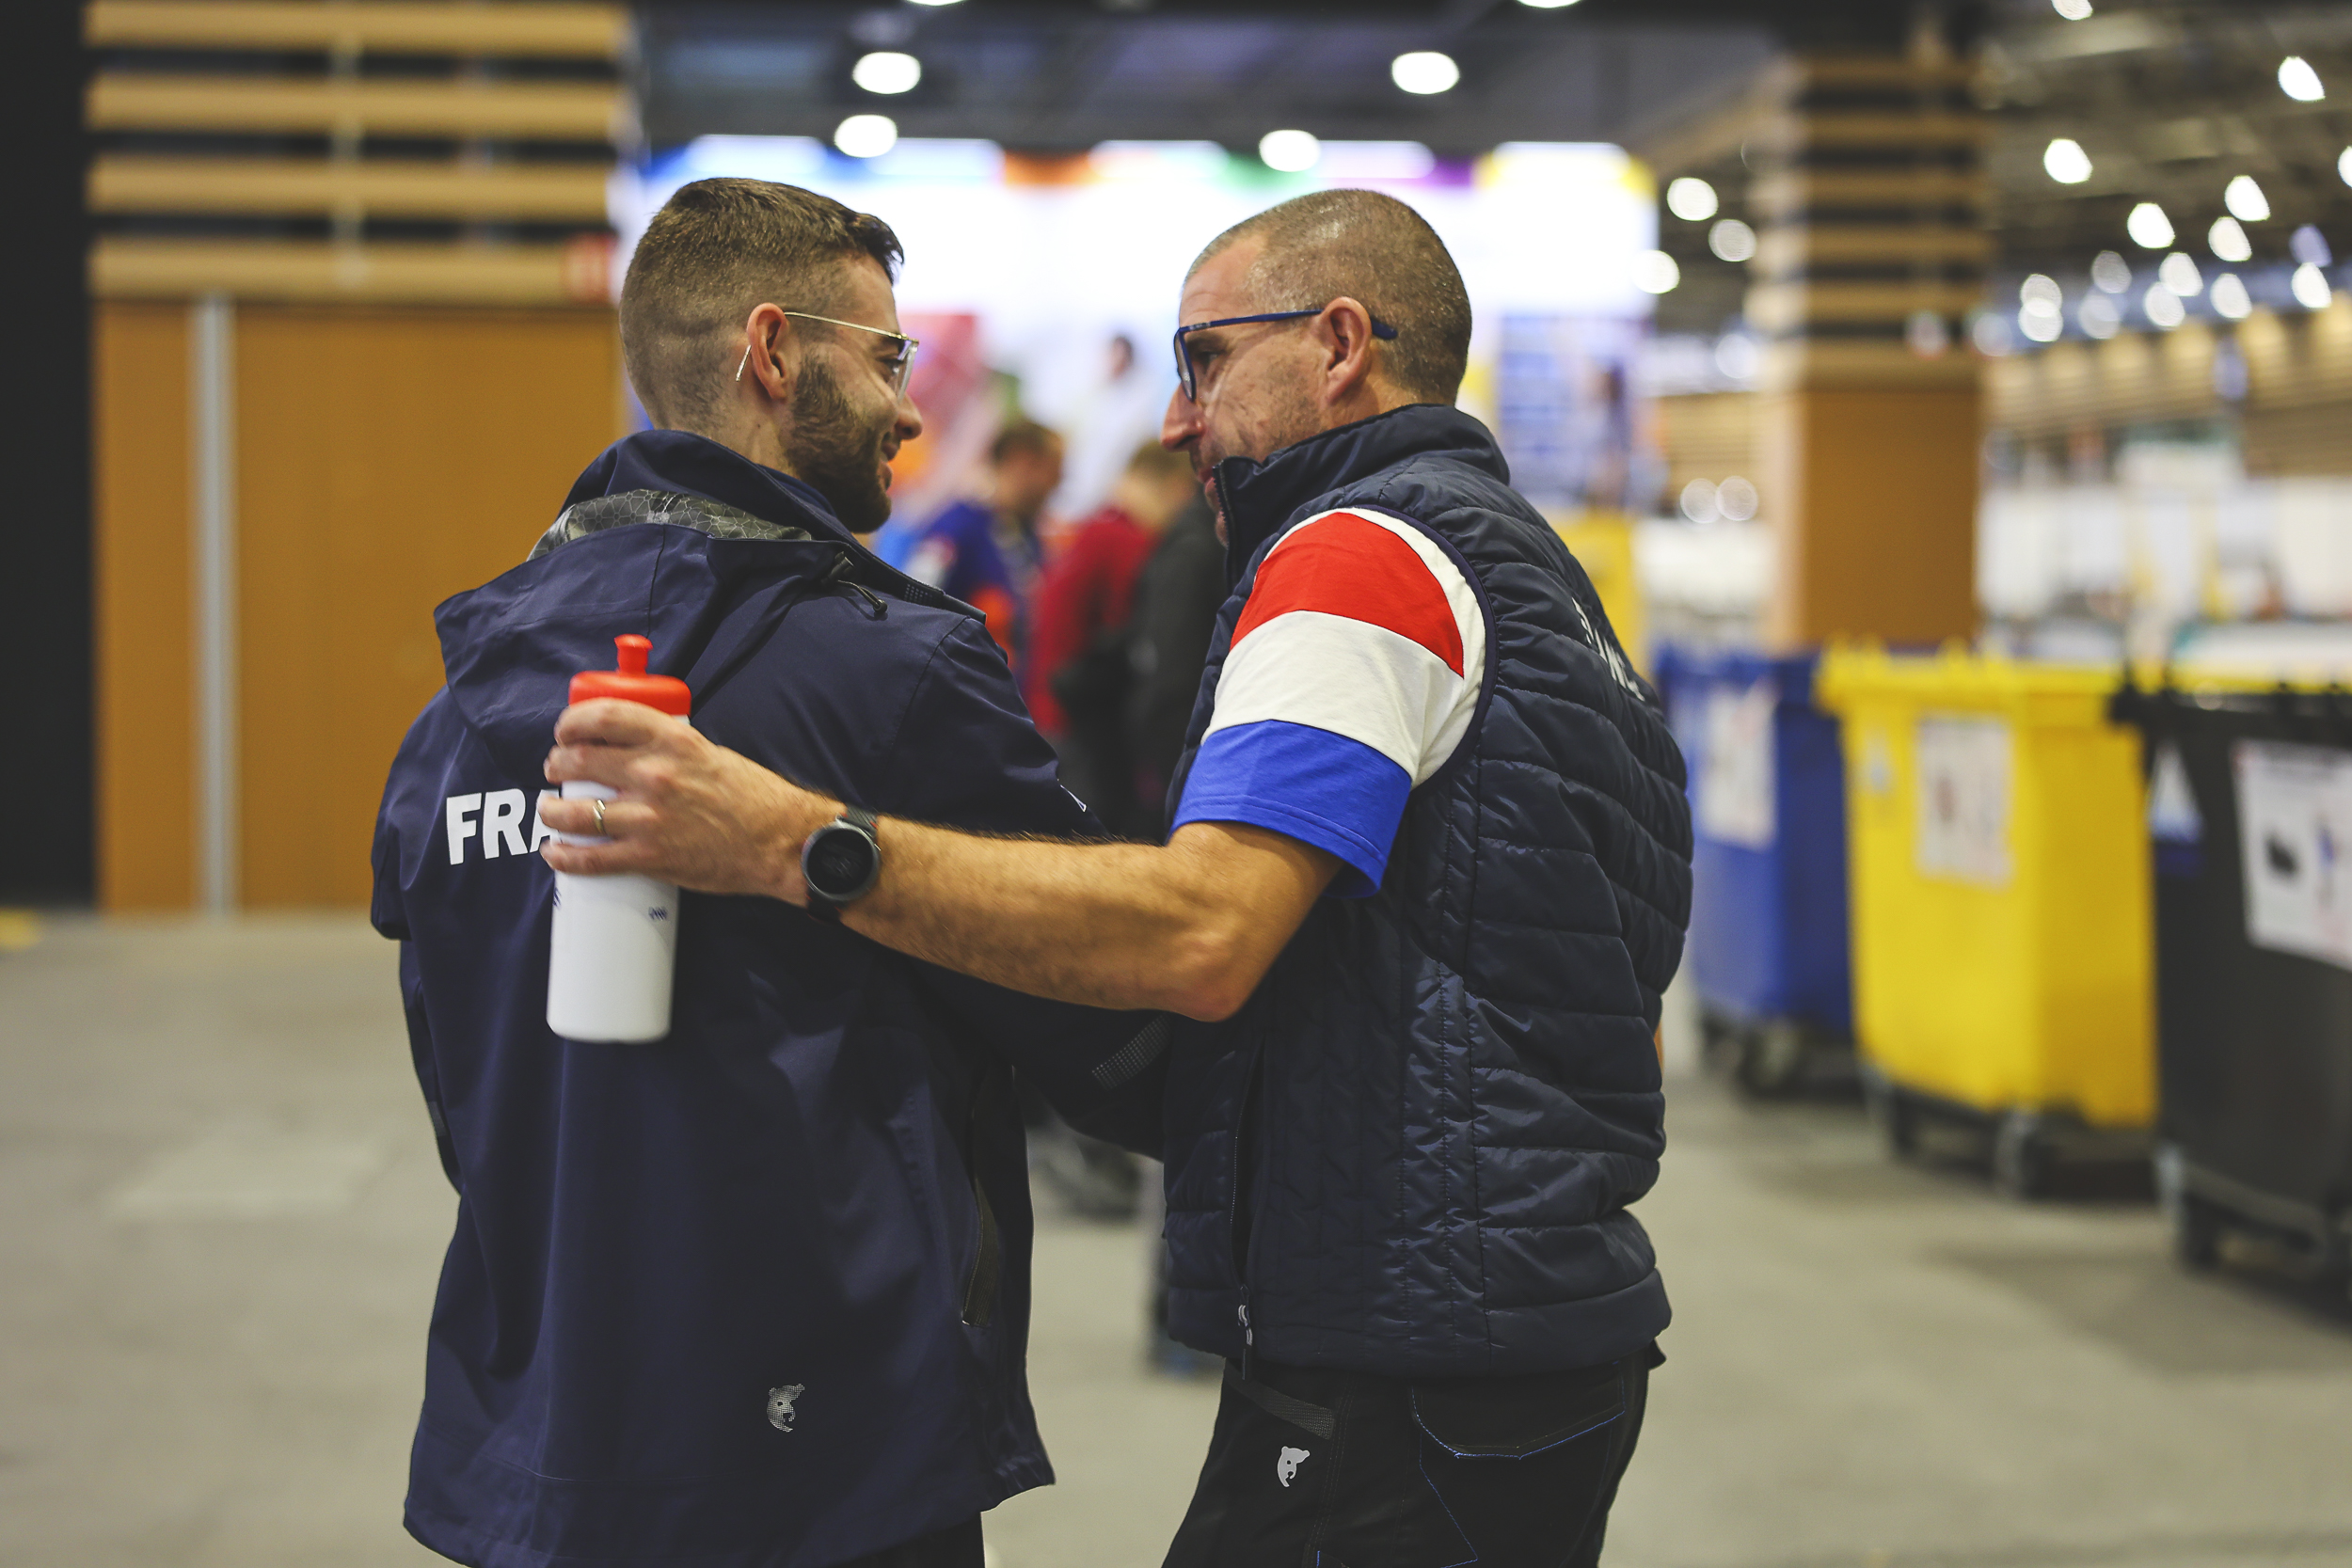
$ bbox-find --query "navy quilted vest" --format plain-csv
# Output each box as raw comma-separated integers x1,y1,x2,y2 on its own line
1161,404,1692,1377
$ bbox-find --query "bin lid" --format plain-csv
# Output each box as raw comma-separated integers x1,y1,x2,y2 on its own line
1815,641,2124,725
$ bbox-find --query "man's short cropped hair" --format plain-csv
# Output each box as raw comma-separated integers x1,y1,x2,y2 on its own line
620,177,903,435
1190,188,1470,405
990,419,1061,467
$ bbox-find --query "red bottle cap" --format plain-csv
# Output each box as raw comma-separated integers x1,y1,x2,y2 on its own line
569,635,691,717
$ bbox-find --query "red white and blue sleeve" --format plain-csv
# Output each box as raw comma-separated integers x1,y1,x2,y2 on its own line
1170,508,1486,897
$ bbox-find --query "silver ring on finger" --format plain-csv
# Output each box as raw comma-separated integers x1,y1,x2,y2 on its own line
591,798,609,837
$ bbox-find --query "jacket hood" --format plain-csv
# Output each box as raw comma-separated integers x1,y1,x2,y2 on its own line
431,430,952,784
1214,404,1509,586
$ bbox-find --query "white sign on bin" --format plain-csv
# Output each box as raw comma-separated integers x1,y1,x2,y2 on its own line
1697,678,1777,849
1915,715,2012,886
2233,739,2352,971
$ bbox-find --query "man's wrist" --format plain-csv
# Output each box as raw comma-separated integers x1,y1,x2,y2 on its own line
765,792,845,903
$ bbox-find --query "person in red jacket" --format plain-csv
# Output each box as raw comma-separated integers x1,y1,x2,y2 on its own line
1024,441,1200,835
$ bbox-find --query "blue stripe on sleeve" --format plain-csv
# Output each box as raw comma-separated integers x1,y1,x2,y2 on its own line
1170,721,1413,897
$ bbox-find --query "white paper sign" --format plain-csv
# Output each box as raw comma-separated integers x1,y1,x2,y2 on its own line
2233,739,2352,971
1915,715,2012,886
1697,678,1777,849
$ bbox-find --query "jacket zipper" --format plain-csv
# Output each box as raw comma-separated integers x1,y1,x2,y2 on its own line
1230,1038,1266,1380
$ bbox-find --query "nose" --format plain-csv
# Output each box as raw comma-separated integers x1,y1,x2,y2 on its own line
896,386,925,442
1160,385,1199,451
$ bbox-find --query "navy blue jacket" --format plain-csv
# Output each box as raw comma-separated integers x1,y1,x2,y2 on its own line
371,432,1160,1568
1161,406,1692,1376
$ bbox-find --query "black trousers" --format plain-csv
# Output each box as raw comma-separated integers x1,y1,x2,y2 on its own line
1164,1348,1659,1568
838,1516,983,1568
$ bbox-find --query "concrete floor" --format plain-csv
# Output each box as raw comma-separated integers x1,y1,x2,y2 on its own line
4,914,2351,1568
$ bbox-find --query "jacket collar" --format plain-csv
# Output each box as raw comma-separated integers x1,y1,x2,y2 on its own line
1214,404,1508,584
563,428,854,545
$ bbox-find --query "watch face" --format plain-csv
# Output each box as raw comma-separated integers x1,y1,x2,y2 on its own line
806,823,880,901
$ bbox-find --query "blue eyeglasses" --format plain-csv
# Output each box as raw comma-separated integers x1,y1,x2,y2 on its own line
1172,309,1399,402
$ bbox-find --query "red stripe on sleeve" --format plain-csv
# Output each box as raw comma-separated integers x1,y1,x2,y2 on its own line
1230,513,1465,675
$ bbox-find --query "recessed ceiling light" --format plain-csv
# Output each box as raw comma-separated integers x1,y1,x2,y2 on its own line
834,114,898,159
851,52,921,95
1391,51,1459,95
1258,129,1320,173
2280,56,2326,103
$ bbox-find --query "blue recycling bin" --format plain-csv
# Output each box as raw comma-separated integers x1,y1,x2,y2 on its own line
1656,647,1853,1092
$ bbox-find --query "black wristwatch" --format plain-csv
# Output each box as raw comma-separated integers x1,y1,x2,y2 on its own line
802,806,882,921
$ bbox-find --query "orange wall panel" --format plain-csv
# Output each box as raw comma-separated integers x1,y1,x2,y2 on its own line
1764,386,1980,650
93,301,197,911
232,304,622,906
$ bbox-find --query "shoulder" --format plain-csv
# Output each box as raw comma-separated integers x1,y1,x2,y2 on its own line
1240,507,1478,665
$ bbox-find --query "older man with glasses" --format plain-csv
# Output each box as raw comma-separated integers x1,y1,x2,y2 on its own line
544,187,1692,1566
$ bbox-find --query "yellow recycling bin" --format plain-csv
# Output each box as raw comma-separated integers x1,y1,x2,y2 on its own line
1815,645,2153,1196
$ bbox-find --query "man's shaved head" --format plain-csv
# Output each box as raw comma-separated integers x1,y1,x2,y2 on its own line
621,178,903,435
1189,188,1471,405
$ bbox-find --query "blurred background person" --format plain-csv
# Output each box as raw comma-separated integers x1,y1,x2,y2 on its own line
1025,440,1200,839
1123,489,1228,838
1049,333,1175,521
905,419,1064,671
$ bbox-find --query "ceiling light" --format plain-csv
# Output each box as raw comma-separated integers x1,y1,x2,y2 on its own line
2020,273,2063,309
2211,274,2252,321
1391,51,1459,95
2090,250,2132,293
2157,252,2203,295
1972,312,2014,356
851,51,921,95
1665,177,1718,221
1258,129,1320,173
2292,225,2333,268
2079,293,2122,339
1632,250,1680,294
834,114,898,159
905,0,962,7
2126,202,2175,249
2223,175,2270,223
2051,0,2092,17
1518,0,1585,8
2019,301,2063,343
2042,137,2092,184
2342,147,2352,187
1679,479,1718,523
2280,56,2326,103
2208,216,2251,263
1708,219,1757,262
2143,283,2185,329
2293,262,2333,309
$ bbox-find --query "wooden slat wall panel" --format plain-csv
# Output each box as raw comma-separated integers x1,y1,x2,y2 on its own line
1655,392,1759,499
90,157,612,220
230,304,623,906
94,303,197,911
88,76,625,139
94,237,611,307
1987,300,2352,474
87,1,627,57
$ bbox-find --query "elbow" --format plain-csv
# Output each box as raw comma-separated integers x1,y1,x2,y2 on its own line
1163,922,1266,1022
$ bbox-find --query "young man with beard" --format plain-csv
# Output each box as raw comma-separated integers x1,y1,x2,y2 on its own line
371,177,1160,1568
542,189,1692,1566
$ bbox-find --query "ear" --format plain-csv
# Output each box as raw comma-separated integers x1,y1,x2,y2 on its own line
737,303,798,404
1311,297,1381,407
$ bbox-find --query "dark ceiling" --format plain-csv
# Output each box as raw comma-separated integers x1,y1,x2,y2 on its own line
632,1,1907,153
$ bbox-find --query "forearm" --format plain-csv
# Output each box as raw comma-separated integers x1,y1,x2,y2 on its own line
842,823,1241,1016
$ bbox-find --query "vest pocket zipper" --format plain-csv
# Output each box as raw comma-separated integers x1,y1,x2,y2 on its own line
960,1168,1000,1327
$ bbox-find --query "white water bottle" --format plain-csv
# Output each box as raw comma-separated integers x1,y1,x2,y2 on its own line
546,635,691,1044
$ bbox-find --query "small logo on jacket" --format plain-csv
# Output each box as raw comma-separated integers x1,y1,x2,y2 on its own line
767,1384,806,1432
1277,1446,1310,1487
